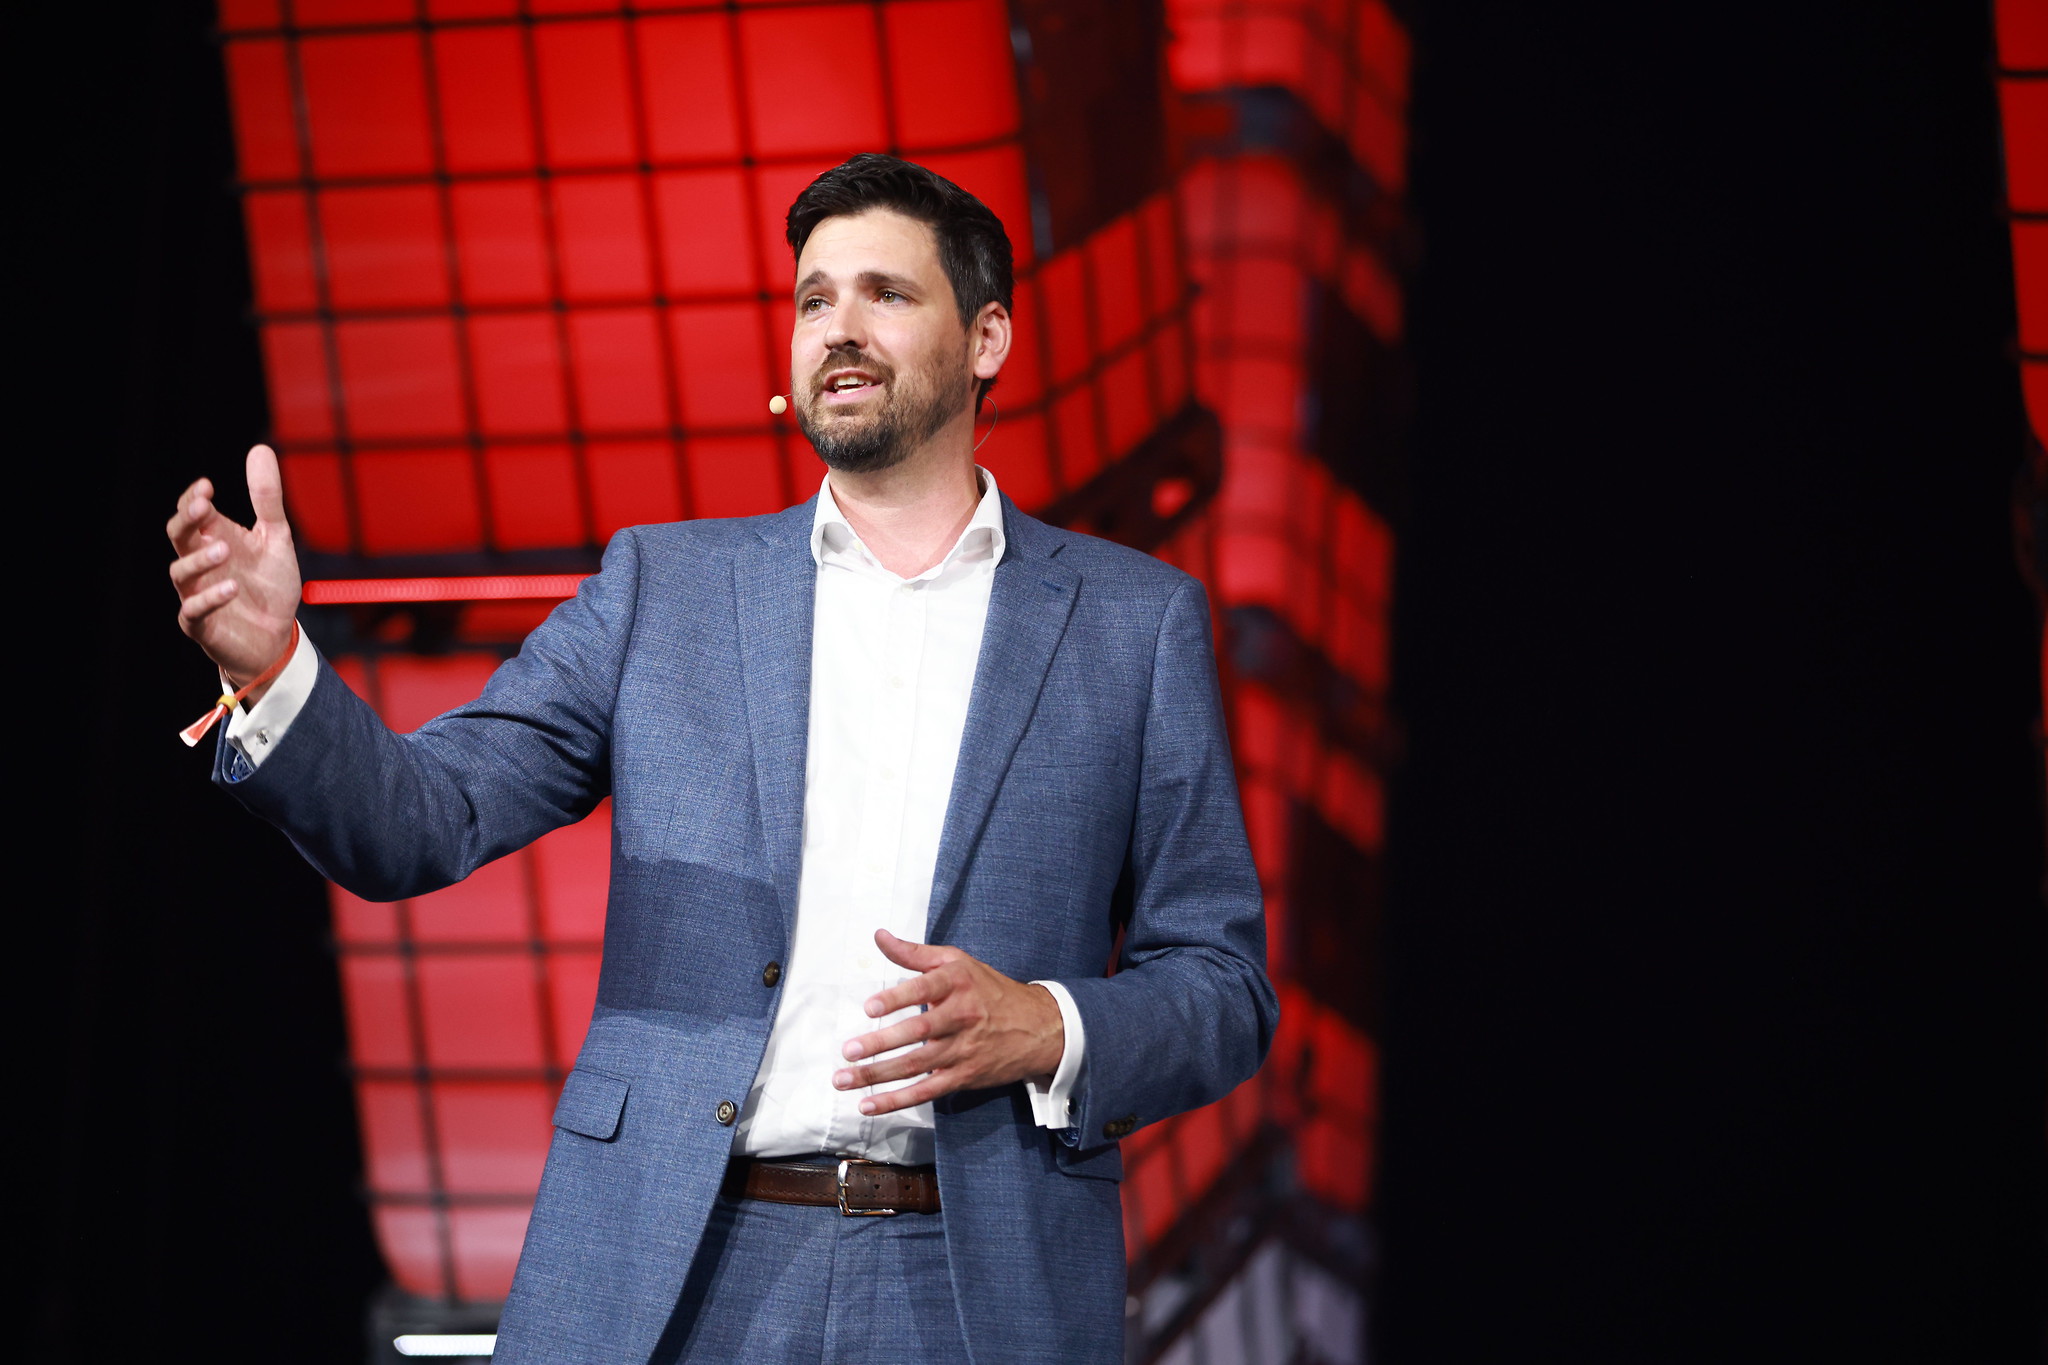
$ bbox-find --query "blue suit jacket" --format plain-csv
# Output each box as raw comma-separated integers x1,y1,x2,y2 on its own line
221,495,1276,1363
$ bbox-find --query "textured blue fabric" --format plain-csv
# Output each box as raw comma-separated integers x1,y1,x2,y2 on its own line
647,1192,964,1363
219,495,1275,1364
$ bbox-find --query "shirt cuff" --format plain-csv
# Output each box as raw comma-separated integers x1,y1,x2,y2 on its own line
1023,980,1086,1131
222,624,316,771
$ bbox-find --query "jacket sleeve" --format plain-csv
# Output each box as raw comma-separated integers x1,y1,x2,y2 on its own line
1053,575,1279,1148
214,529,643,901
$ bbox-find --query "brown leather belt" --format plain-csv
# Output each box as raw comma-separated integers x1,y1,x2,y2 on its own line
722,1156,941,1216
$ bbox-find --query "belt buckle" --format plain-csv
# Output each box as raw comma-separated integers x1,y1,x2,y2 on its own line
836,1158,899,1217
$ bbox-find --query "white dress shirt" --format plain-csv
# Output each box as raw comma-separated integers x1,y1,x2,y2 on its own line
225,467,1084,1164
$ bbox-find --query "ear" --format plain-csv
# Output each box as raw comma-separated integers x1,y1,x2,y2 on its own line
970,300,1012,383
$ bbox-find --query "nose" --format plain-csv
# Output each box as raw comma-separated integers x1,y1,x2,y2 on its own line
822,294,868,354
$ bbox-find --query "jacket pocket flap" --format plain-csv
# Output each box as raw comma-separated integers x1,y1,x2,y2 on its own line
1054,1136,1124,1182
553,1068,630,1141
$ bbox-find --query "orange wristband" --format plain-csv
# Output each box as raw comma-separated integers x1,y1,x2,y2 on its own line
179,620,302,748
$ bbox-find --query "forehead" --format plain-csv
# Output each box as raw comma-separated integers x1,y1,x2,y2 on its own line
795,208,943,281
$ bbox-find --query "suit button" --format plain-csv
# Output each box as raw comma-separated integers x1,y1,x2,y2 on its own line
762,961,782,988
1102,1114,1137,1140
715,1099,737,1126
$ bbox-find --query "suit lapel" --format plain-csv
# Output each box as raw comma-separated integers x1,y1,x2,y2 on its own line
733,502,819,938
926,503,1079,941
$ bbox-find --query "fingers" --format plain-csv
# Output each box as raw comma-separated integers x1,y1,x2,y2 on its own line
865,931,962,1018
246,444,288,527
834,1041,944,1091
178,577,240,628
833,932,991,1113
875,928,956,974
853,1073,953,1117
864,968,952,1018
841,1013,938,1065
165,477,219,552
168,537,230,591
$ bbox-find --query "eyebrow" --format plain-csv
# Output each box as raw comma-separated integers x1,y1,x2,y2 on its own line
793,269,923,300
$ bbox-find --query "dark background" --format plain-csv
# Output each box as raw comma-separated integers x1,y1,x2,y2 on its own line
29,1,2044,1361
33,1,383,1356
1382,2,2044,1361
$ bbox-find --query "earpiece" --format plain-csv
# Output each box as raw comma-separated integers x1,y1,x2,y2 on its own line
768,394,788,415
974,397,999,454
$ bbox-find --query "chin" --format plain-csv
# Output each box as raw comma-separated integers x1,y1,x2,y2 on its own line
817,442,911,476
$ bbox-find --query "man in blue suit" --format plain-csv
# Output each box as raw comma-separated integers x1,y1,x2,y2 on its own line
166,155,1275,1363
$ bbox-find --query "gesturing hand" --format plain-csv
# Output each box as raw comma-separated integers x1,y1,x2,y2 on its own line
835,929,1066,1117
166,444,303,700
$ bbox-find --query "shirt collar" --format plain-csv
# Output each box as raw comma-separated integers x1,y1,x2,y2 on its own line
809,466,1007,578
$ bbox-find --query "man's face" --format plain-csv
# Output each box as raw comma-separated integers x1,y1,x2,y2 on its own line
790,208,976,474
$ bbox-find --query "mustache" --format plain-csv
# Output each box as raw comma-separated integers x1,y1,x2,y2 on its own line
809,346,895,393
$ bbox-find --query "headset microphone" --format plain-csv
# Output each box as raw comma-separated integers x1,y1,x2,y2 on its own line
768,394,788,415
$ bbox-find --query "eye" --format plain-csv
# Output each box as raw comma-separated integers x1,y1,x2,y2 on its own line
801,296,829,314
878,289,905,304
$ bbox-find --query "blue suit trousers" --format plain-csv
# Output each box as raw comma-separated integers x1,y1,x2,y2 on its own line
650,1193,966,1363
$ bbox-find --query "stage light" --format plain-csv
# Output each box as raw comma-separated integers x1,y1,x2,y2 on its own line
302,575,586,605
392,1334,496,1357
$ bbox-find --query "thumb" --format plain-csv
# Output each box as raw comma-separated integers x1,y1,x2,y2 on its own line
247,443,289,528
876,928,947,971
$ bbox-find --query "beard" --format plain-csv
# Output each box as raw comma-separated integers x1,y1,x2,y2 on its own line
796,346,971,475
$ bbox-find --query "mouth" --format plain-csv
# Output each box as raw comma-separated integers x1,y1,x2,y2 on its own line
817,368,885,405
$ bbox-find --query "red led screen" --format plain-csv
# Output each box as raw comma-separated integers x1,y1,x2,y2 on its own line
323,649,607,1298
1998,0,2048,451
1170,0,1410,194
1156,0,1410,1218
221,0,1193,563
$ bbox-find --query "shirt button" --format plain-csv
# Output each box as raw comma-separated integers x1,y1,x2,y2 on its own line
715,1099,737,1126
897,583,915,595
889,676,905,690
761,961,782,987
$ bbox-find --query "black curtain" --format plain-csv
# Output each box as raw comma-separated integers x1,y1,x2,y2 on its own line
33,3,378,1360
1384,2,2045,1361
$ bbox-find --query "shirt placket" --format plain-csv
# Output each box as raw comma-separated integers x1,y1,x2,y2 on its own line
806,568,913,1154
829,573,930,1152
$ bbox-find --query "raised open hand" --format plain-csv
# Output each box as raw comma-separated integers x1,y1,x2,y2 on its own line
833,929,1066,1117
166,444,303,697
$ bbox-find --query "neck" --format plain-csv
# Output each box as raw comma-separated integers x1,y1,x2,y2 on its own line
827,415,982,577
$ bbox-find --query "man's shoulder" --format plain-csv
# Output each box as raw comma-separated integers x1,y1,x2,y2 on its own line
1010,506,1203,605
613,501,812,562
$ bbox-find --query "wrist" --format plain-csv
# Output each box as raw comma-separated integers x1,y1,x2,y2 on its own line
226,626,297,702
1027,982,1066,1077
183,619,302,748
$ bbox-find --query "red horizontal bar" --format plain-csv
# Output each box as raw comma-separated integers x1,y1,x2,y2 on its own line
303,575,588,605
